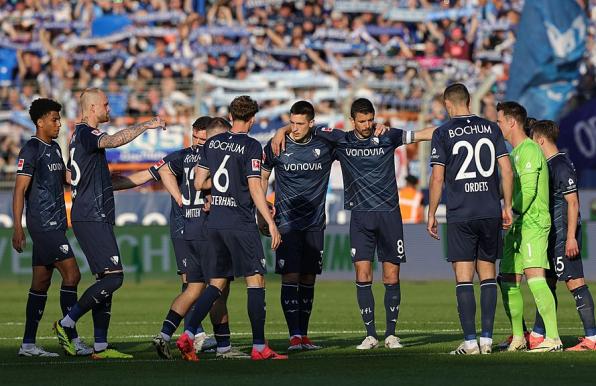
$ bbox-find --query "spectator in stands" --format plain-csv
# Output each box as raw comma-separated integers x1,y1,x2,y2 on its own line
399,175,424,224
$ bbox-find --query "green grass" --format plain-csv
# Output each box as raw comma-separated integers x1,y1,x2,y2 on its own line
1,278,596,385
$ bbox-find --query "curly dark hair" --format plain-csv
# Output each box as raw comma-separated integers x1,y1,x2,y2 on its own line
29,98,62,126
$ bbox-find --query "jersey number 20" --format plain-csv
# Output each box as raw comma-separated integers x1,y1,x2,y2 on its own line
453,139,495,181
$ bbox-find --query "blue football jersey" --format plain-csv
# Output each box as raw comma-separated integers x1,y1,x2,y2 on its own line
262,134,334,231
68,123,115,223
150,150,186,239
313,126,411,212
198,132,262,230
430,115,508,223
167,146,207,240
16,137,67,232
547,152,581,242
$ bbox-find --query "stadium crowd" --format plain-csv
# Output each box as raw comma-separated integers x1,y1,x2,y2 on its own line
0,0,594,181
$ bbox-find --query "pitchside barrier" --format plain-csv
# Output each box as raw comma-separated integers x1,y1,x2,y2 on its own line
0,223,594,281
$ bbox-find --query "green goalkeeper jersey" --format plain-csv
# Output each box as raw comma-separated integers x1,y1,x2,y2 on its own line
510,138,551,231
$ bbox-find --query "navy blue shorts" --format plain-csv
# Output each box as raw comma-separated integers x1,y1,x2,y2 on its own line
349,210,406,264
72,222,122,275
546,230,584,281
205,228,266,278
172,238,191,275
446,217,502,263
275,230,324,275
185,239,205,283
29,230,75,267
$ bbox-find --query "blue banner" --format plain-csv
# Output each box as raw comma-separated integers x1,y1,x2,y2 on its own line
506,0,588,120
558,98,596,171
92,15,132,38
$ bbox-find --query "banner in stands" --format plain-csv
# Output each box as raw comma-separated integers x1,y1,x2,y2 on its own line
506,0,588,120
0,224,593,280
559,98,596,171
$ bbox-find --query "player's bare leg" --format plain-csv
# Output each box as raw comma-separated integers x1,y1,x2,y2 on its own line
382,262,402,349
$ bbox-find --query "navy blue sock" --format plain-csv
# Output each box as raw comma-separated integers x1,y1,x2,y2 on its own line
480,279,497,338
213,322,231,348
247,287,266,345
573,285,596,337
161,309,183,339
456,282,476,341
384,283,400,338
60,285,79,339
299,283,315,337
69,273,123,322
92,294,112,345
23,289,47,344
533,281,557,336
187,286,221,334
281,282,300,337
356,281,377,338
180,283,204,334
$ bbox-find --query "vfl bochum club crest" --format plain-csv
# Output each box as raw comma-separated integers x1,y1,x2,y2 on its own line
372,137,379,145
110,256,120,265
312,148,321,158
59,245,69,254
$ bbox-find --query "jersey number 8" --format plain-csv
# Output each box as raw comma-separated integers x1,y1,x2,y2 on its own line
453,139,495,181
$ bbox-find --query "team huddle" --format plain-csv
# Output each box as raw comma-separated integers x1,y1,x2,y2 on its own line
11,83,595,360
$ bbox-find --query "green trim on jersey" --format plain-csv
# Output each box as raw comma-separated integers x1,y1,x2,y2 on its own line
510,139,550,230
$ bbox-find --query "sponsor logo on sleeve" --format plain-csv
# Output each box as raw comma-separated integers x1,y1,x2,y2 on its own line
252,159,261,171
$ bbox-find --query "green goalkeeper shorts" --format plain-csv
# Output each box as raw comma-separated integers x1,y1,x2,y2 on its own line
500,222,550,275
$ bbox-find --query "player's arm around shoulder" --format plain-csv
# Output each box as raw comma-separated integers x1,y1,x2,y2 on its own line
98,116,165,149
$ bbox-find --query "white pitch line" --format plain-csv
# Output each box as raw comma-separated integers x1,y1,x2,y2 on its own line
0,327,588,341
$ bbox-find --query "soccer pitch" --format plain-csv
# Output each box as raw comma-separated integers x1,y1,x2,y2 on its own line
1,278,596,385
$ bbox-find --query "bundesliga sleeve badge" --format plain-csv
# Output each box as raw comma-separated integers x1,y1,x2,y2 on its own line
252,159,261,171
17,159,24,171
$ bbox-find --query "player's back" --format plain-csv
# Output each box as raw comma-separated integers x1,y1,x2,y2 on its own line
200,131,262,230
150,148,190,239
430,115,508,223
68,123,114,223
17,137,67,232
